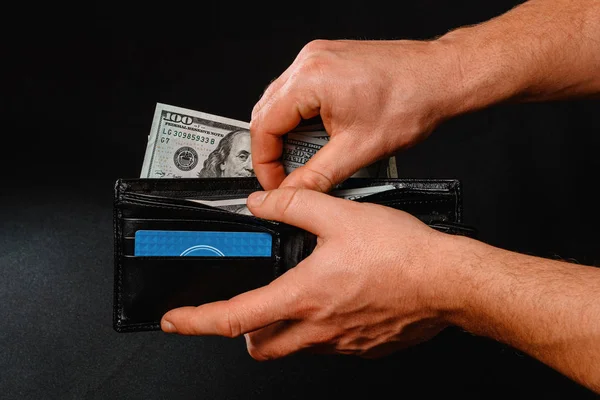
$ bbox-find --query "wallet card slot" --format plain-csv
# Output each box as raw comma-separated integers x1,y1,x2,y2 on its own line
120,218,278,238
120,219,279,259
118,193,282,228
122,232,276,258
122,238,277,258
124,191,253,205
114,256,276,332
117,179,262,201
121,193,231,213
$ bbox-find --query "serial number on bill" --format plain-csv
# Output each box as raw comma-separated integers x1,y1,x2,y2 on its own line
161,128,215,144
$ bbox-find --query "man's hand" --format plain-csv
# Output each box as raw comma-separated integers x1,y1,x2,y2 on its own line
250,0,600,193
250,39,460,191
161,187,600,391
161,188,458,359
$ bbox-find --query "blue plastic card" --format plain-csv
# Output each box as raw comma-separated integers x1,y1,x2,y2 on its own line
134,230,272,257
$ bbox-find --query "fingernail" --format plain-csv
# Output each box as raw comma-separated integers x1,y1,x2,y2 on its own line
162,320,176,333
247,191,267,207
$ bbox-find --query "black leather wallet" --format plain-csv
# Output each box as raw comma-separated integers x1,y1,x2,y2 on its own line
113,178,476,332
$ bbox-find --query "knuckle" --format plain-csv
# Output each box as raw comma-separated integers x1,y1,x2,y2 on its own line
295,55,327,78
294,41,333,78
260,80,279,102
280,272,315,317
273,187,302,219
215,305,243,338
301,39,330,55
299,167,335,192
251,99,264,118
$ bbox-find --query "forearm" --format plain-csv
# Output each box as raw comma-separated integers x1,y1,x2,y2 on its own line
436,0,600,118
441,235,600,392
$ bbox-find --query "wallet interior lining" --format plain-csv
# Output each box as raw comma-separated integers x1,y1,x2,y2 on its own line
116,255,276,329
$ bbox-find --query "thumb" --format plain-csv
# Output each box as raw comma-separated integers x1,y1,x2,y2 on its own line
247,187,355,237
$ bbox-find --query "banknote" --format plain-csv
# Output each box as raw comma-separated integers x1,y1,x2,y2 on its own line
290,130,330,142
281,135,326,172
289,129,398,178
289,123,397,178
329,184,397,201
187,184,397,215
140,103,253,178
140,103,394,179
140,103,332,178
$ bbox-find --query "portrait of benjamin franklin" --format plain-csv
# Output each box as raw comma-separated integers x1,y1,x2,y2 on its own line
197,129,255,178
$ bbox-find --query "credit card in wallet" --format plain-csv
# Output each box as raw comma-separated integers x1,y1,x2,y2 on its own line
134,230,272,257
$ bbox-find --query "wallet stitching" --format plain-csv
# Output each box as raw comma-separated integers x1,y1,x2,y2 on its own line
375,199,451,205
117,323,160,332
114,202,124,329
124,178,263,193
114,181,120,328
456,182,462,223
120,178,459,193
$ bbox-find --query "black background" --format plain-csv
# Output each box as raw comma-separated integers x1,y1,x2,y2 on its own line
2,1,599,399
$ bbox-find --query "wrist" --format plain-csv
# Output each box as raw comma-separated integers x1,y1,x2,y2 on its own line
424,232,488,327
432,27,531,119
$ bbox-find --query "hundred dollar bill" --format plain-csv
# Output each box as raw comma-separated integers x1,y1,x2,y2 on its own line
188,184,397,215
329,184,397,201
282,134,382,178
281,135,325,173
140,103,329,179
289,129,398,178
141,103,252,178
140,103,391,179
386,155,398,178
290,130,330,142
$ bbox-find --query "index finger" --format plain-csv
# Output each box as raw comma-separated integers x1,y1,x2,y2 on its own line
161,270,300,337
250,64,299,190
250,86,304,191
249,125,288,191
250,82,322,190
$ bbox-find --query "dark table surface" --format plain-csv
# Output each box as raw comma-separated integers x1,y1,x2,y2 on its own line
2,2,599,399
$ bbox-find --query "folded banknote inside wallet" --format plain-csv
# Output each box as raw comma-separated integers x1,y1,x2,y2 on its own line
113,177,477,332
